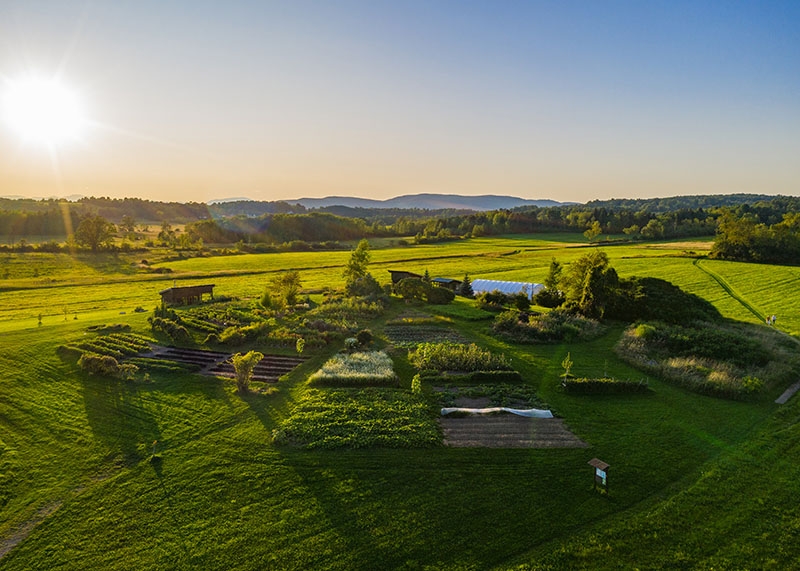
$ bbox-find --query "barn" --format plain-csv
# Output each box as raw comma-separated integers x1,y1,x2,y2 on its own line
388,270,422,284
471,279,543,300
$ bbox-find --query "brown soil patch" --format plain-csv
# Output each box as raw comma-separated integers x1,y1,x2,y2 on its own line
440,415,589,448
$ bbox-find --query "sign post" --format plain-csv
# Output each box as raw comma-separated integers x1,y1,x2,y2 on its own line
588,458,610,494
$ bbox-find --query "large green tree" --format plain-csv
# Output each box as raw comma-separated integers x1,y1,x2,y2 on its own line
563,250,619,318
75,214,116,252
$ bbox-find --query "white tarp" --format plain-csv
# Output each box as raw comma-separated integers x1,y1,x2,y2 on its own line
470,279,544,300
441,407,554,418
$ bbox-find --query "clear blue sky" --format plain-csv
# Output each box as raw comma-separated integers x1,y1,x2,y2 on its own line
1,0,798,203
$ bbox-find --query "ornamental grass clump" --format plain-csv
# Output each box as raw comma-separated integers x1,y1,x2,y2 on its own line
309,351,398,387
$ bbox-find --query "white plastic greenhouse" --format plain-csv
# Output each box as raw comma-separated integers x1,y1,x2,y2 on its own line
470,279,544,300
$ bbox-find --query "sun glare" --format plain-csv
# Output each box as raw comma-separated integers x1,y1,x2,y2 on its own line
2,77,85,146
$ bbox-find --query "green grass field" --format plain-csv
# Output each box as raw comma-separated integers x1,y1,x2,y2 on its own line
1,235,799,569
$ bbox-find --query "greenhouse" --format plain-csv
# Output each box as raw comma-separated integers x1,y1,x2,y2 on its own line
471,279,544,300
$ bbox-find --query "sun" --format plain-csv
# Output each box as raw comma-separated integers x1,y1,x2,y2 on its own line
2,77,86,146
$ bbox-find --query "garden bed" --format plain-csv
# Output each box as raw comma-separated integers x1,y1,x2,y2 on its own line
440,416,588,448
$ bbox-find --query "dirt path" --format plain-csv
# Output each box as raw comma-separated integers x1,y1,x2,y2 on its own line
0,501,62,560
775,380,800,405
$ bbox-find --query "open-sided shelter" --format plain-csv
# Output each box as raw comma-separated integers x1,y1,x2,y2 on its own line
159,284,215,305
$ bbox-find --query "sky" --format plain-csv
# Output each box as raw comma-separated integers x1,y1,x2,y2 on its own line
1,0,798,204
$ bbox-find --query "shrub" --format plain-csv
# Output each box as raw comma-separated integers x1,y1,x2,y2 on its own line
356,329,373,347
78,352,138,380
149,317,192,343
476,290,510,311
492,309,605,344
533,288,565,308
230,350,264,393
426,286,455,305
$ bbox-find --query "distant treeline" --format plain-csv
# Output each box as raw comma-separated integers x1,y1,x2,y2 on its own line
2,194,799,264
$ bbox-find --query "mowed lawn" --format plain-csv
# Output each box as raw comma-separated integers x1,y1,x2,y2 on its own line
1,235,800,569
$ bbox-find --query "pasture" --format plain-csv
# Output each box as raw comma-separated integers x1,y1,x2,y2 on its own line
1,234,799,569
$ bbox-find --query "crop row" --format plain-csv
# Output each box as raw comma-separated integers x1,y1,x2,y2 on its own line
272,388,440,449
383,325,468,346
309,351,398,387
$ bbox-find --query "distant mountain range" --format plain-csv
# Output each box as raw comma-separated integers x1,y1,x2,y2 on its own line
289,194,571,211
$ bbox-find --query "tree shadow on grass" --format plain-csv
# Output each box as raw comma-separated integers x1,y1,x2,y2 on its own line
80,375,162,467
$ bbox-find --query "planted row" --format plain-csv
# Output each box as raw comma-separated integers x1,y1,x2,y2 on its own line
562,377,650,395
309,351,398,387
272,388,439,449
409,342,512,373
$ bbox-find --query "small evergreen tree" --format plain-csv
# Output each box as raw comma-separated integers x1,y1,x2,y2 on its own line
457,274,474,298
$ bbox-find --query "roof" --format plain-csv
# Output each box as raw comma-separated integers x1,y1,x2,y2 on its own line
159,284,215,296
470,279,544,300
432,277,460,284
588,458,610,471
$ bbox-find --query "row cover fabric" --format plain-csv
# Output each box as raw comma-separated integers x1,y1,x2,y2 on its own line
441,407,554,418
470,279,544,300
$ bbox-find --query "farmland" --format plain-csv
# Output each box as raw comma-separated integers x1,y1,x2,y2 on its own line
1,234,800,569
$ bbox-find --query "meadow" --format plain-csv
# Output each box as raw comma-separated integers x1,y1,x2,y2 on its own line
1,234,799,569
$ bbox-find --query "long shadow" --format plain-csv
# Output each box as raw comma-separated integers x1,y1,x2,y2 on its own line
81,375,162,466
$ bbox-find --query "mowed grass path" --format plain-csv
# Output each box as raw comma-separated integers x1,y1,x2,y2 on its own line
2,235,800,569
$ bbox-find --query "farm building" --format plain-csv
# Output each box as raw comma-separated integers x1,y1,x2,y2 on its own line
471,279,543,300
159,284,215,305
388,270,422,284
432,277,462,291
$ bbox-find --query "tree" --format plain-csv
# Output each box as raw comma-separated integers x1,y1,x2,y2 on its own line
158,220,176,245
75,214,116,252
396,277,427,301
563,250,619,318
457,274,474,298
119,215,137,234
584,220,602,242
534,258,566,308
230,351,264,393
561,352,574,379
343,239,371,284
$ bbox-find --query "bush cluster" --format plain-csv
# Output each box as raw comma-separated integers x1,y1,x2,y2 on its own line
78,352,138,380
149,317,191,343
492,309,604,344
616,321,772,399
475,290,530,312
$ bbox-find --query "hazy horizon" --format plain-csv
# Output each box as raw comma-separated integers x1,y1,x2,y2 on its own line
2,1,799,203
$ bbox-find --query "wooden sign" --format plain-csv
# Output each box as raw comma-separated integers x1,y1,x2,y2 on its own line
588,458,610,493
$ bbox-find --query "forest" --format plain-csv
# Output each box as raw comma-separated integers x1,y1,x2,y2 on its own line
1,194,800,264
